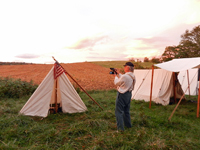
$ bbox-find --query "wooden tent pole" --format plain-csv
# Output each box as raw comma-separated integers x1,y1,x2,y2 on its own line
197,80,200,118
187,70,190,98
52,57,103,110
55,78,58,113
149,65,154,109
173,72,177,103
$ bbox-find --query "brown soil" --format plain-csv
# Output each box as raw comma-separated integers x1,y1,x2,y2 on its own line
0,62,116,91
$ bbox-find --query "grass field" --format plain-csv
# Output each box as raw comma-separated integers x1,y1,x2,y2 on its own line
1,90,200,149
91,61,154,69
1,61,200,149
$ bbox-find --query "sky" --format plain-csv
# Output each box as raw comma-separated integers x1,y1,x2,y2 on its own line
0,0,200,64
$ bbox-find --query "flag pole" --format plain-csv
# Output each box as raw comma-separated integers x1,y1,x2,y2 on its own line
55,78,58,113
52,57,103,110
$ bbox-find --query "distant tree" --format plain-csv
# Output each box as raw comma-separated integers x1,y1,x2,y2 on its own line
161,46,179,61
143,57,149,62
134,62,144,69
179,25,200,57
161,25,200,61
150,57,161,63
128,57,135,62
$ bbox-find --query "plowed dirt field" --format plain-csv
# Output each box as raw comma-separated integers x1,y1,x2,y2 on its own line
0,62,116,91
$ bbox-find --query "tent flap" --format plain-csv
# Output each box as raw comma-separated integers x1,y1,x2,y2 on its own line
178,68,199,95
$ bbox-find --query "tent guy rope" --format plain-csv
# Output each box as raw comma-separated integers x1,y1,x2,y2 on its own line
132,69,150,100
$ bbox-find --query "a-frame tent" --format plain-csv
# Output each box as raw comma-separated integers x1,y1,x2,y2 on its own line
154,57,200,120
19,62,87,118
131,69,184,106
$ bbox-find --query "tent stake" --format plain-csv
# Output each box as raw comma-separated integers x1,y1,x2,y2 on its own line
149,65,154,109
52,57,103,110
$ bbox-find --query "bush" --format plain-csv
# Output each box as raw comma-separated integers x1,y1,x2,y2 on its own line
134,62,145,69
0,77,38,99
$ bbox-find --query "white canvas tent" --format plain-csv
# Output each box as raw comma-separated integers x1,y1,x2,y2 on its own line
154,57,200,119
132,69,183,105
155,57,200,72
178,68,199,96
19,63,87,118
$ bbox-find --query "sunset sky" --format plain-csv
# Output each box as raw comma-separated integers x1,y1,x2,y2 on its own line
0,0,200,64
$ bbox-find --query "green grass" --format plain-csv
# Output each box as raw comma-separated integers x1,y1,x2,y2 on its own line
1,90,200,149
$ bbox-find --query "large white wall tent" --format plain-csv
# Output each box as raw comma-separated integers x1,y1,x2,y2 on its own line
154,57,200,119
132,69,183,106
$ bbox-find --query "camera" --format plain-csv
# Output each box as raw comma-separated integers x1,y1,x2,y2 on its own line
109,68,118,74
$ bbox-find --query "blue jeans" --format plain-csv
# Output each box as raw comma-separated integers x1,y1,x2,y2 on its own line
115,91,132,131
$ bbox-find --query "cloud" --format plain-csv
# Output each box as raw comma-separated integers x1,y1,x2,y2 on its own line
159,22,200,44
86,56,120,60
124,22,200,60
86,55,127,61
84,41,128,61
134,37,173,49
126,37,169,51
15,54,40,59
124,36,173,59
136,37,170,44
67,34,109,50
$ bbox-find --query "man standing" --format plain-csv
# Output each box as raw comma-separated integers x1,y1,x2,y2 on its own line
113,62,136,131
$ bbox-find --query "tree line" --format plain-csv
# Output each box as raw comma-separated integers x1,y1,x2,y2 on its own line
162,25,200,61
0,62,33,65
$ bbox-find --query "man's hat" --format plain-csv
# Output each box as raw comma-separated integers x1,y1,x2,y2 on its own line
123,62,134,67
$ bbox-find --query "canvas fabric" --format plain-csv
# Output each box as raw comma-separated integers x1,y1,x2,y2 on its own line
178,68,199,96
132,69,183,105
155,57,200,72
19,67,87,117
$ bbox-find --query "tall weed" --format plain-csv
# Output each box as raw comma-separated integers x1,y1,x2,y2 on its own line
0,77,37,99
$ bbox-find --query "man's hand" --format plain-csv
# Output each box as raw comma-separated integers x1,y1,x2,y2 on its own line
114,69,119,77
